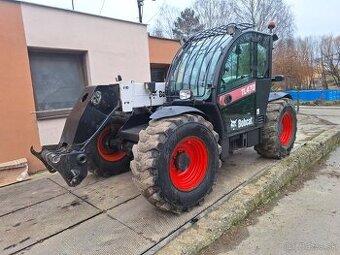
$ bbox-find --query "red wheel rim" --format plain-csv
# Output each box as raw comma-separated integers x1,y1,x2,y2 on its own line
97,127,126,162
170,137,209,191
280,111,293,146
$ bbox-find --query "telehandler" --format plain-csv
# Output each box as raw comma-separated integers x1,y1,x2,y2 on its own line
32,22,296,213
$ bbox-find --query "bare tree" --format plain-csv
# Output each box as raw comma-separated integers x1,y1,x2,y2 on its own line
321,36,340,87
151,20,166,38
320,35,340,87
314,36,329,89
229,0,294,38
273,38,299,90
149,4,180,39
334,36,340,86
273,35,340,91
295,37,318,89
192,0,234,29
150,0,294,40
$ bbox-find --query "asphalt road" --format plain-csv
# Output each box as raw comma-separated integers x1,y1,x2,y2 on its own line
201,108,340,255
298,106,340,124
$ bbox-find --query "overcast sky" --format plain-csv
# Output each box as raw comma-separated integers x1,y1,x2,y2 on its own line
18,0,339,37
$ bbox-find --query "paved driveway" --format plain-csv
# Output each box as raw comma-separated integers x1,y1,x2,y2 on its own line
0,109,337,255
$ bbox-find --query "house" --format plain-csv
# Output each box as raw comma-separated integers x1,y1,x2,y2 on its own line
149,36,180,82
0,0,180,173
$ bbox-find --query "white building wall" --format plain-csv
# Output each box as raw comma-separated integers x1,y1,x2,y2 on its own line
20,3,151,145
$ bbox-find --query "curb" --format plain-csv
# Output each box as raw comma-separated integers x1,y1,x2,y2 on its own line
156,127,340,255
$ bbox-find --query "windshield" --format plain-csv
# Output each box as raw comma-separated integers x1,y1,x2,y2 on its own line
167,33,232,100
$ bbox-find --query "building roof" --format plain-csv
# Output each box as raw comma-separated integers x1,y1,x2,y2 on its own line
10,0,147,27
148,35,180,43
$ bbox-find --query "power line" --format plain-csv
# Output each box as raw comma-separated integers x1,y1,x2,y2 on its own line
145,0,167,24
100,0,106,15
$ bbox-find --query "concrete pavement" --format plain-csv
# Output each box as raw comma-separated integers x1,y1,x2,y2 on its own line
200,146,340,255
0,107,338,255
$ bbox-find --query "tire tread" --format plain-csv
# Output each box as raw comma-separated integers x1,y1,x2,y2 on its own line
131,114,221,213
254,98,296,159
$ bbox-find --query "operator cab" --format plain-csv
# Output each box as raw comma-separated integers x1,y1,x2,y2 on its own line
166,23,274,138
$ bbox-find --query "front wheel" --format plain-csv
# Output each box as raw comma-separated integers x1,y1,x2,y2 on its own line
255,98,297,159
91,117,131,177
131,114,221,213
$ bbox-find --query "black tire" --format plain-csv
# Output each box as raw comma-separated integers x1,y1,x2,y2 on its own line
91,116,131,177
255,98,297,159
130,114,221,213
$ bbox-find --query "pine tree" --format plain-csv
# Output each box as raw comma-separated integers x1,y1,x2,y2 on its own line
172,8,204,39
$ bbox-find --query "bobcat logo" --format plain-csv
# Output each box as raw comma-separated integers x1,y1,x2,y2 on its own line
238,117,254,128
230,119,237,130
230,117,254,131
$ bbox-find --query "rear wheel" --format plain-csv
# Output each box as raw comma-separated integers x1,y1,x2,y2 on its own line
131,114,221,213
91,117,130,177
255,98,297,158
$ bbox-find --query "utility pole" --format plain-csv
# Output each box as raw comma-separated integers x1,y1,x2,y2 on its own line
137,0,144,23
71,0,74,10
137,0,155,23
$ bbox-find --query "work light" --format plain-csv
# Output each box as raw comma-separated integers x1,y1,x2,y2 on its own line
179,89,192,100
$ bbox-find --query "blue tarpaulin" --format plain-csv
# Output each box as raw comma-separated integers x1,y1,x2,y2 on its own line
285,90,340,101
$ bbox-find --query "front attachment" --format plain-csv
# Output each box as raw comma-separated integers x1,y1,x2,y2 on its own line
31,84,121,187
31,145,89,186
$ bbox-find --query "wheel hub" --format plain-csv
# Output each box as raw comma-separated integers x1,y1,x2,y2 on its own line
174,151,191,171
170,137,209,191
97,126,126,162
108,139,120,152
279,111,293,146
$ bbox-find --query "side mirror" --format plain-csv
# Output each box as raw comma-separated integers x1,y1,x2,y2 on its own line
272,75,284,82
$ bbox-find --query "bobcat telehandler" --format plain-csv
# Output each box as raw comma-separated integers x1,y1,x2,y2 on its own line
32,22,297,213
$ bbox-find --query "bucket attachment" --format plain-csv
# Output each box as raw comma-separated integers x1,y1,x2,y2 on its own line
31,84,121,187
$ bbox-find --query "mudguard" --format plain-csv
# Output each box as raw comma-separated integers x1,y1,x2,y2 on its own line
268,92,292,102
150,106,205,120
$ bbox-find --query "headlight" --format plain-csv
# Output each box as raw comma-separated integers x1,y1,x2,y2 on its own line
179,90,192,100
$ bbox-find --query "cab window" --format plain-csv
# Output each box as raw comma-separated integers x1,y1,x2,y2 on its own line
219,33,271,94
220,33,254,93
256,35,270,78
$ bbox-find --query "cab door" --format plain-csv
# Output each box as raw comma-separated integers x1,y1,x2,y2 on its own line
217,32,271,135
